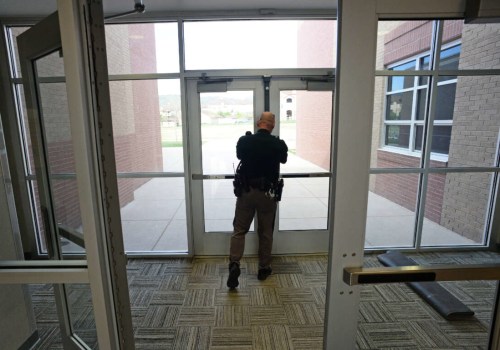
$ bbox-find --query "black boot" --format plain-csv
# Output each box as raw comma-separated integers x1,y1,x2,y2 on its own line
227,262,241,289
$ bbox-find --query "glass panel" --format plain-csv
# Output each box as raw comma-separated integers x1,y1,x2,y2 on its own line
109,79,182,173
200,91,254,175
28,284,98,349
16,84,35,174
38,83,75,173
279,177,328,231
421,172,492,246
7,26,30,78
371,77,422,168
434,75,500,167
35,50,65,77
415,88,427,120
444,20,500,70
118,177,187,252
435,82,456,120
184,20,336,70
105,23,179,74
385,125,410,148
385,91,413,121
203,179,252,233
366,174,419,248
53,179,85,255
388,62,415,91
0,284,98,348
359,251,499,348
376,20,433,71
439,44,461,71
280,90,332,174
37,82,86,258
65,284,99,347
415,125,452,156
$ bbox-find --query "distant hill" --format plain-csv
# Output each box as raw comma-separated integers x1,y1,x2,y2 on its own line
159,95,181,110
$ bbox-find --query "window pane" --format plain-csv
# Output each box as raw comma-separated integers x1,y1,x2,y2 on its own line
439,44,461,70
7,26,29,78
415,125,451,155
444,20,500,70
385,91,413,121
372,77,422,169
109,79,182,173
184,20,336,70
279,177,328,231
435,82,456,120
200,91,254,175
376,20,433,71
385,125,410,148
105,23,179,74
421,172,492,246
415,88,427,120
388,61,415,91
280,90,332,174
203,179,252,233
119,177,187,252
366,174,419,248
35,50,64,77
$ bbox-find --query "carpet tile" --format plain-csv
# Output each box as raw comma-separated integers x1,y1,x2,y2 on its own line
27,252,500,349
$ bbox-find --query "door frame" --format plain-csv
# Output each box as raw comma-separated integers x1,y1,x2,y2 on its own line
3,0,134,348
186,73,335,256
187,77,265,255
325,0,500,348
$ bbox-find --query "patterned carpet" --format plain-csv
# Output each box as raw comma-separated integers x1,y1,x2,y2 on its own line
29,251,500,349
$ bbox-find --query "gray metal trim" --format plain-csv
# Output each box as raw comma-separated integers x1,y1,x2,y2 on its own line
58,224,85,248
0,268,89,284
370,166,500,174
376,69,500,76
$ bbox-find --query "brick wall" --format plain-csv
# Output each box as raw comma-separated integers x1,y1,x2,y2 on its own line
295,21,335,170
440,23,500,242
384,20,462,66
296,91,332,170
31,24,162,238
374,150,447,223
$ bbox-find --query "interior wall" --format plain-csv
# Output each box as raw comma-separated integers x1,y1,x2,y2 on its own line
0,121,37,349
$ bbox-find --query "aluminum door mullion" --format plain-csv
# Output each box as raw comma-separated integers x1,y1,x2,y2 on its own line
413,20,444,250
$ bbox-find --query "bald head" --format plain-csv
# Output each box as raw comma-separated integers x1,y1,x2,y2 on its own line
257,112,275,131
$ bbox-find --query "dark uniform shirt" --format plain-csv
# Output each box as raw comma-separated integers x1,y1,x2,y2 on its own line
236,129,288,184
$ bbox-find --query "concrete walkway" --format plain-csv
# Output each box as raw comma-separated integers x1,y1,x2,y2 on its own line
117,147,475,253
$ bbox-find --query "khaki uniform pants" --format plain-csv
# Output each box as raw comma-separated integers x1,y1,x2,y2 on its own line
230,187,277,268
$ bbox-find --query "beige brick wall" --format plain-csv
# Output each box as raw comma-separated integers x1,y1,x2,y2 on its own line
441,23,500,242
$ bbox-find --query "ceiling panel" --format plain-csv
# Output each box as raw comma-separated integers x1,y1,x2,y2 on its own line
0,0,337,18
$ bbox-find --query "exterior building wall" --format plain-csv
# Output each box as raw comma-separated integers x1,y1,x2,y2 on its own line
440,23,500,241
28,23,162,233
295,21,335,170
373,20,500,243
372,20,462,226
296,90,332,170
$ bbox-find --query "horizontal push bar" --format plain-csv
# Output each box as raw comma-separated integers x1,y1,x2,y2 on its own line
192,172,331,180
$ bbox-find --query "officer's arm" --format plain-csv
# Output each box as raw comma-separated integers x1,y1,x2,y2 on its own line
279,140,288,164
236,137,246,160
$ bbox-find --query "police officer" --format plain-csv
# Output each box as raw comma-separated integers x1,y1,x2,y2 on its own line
227,111,288,289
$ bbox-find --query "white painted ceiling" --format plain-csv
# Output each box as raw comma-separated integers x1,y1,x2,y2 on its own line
0,0,337,18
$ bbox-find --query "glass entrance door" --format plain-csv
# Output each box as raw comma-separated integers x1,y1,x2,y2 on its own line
188,79,264,255
9,3,132,348
188,76,334,255
270,78,333,254
16,13,95,349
